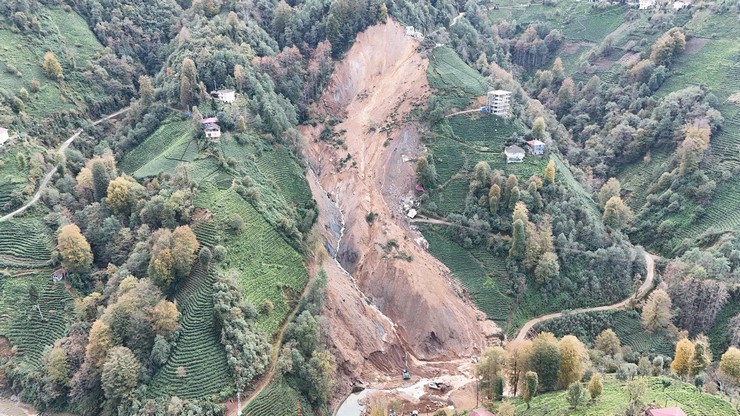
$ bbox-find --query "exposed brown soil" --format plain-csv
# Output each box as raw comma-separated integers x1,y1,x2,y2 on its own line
685,37,709,54
301,20,499,404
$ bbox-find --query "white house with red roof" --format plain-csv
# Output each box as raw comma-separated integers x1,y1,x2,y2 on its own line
200,117,221,139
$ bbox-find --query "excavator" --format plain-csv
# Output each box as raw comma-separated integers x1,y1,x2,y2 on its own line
402,351,411,380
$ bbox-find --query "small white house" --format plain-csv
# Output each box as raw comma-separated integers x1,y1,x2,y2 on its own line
504,145,525,163
673,0,688,10
639,0,656,9
204,123,221,139
211,89,236,104
0,127,8,146
527,139,545,155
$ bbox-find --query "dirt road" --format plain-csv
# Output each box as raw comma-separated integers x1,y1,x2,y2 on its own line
0,107,129,223
514,252,657,341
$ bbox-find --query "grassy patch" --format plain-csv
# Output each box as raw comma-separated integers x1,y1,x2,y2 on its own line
0,7,106,121
0,140,46,214
510,375,736,415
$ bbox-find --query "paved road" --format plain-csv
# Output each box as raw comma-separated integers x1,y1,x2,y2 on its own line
514,252,657,341
0,107,129,223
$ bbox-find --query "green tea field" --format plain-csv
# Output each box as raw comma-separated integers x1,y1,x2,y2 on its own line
243,378,313,416
120,116,199,179
510,375,736,415
195,183,308,336
148,264,232,400
0,216,53,269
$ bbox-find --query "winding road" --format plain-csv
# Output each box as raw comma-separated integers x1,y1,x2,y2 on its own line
0,107,129,223
514,252,657,341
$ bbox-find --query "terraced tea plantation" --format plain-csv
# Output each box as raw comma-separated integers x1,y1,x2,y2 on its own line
7,280,72,367
243,378,312,416
427,46,488,108
512,375,736,415
148,264,232,400
0,217,53,269
421,225,514,332
120,116,199,179
195,183,308,336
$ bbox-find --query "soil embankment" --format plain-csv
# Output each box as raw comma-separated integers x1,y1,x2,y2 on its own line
302,20,499,398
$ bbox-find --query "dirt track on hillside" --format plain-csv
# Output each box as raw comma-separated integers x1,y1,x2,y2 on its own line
301,21,499,400
514,252,657,341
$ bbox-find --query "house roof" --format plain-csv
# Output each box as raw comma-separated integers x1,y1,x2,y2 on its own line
201,117,219,124
212,89,235,94
527,139,545,146
0,127,7,134
469,409,495,416
505,145,525,155
488,89,511,96
647,408,687,416
204,124,220,131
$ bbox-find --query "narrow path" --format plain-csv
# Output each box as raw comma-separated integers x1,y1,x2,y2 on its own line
514,252,657,341
235,271,316,414
450,12,466,27
445,108,482,118
0,107,129,223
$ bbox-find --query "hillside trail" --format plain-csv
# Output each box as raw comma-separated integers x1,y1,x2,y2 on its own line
232,271,317,415
0,107,130,223
514,252,657,341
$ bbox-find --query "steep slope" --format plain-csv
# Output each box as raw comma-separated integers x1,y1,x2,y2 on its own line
302,21,499,387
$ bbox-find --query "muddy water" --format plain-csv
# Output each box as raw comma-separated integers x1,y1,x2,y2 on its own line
334,389,375,416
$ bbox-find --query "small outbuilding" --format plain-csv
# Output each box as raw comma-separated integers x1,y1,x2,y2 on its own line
527,139,545,155
0,127,8,146
211,89,236,104
469,409,495,416
504,145,525,163
201,117,219,125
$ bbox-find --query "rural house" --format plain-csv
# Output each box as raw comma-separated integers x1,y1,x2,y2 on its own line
201,117,221,139
0,127,8,146
486,90,512,117
469,409,494,416
527,139,545,155
639,0,656,9
211,89,236,104
504,145,525,163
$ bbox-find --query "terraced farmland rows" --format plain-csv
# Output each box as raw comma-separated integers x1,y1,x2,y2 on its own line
120,117,197,178
7,282,72,367
430,137,467,183
197,184,308,335
192,220,218,248
255,148,313,207
611,311,674,356
448,114,523,145
242,379,306,416
0,217,53,268
148,266,232,400
431,177,468,215
427,46,488,106
421,227,513,328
